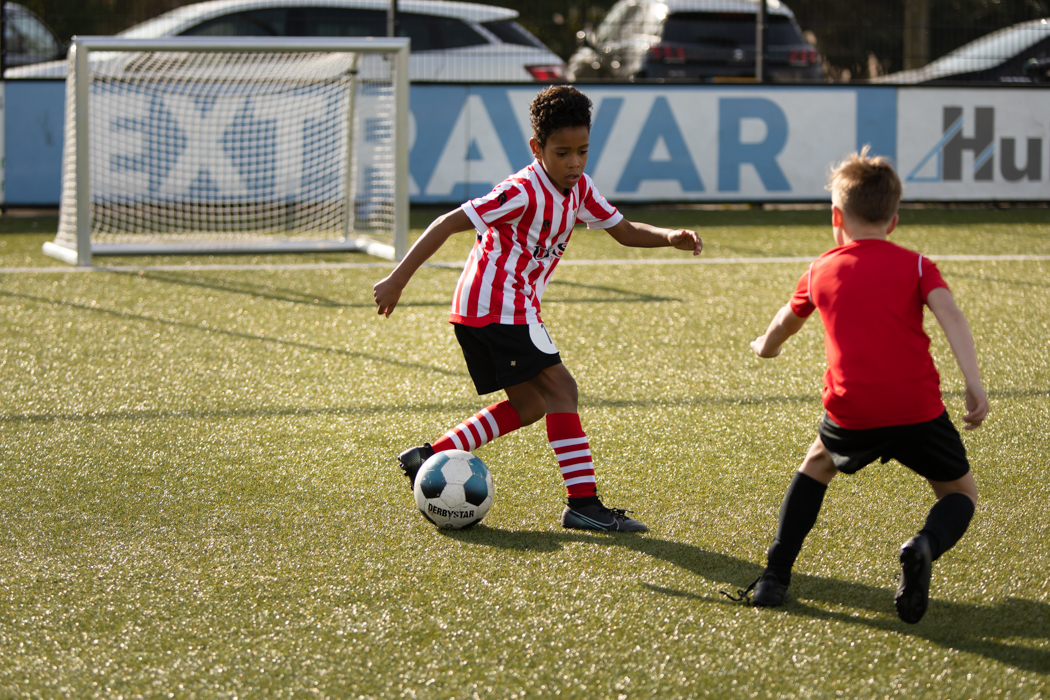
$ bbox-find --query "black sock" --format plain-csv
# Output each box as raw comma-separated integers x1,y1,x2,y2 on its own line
766,472,828,585
918,492,975,561
568,495,601,508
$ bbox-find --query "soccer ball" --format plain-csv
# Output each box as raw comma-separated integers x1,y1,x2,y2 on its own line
413,450,494,529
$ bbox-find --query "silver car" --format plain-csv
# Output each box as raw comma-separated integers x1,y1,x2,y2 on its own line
568,0,821,83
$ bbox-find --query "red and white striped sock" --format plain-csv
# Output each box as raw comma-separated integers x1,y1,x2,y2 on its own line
546,412,598,499
431,401,521,453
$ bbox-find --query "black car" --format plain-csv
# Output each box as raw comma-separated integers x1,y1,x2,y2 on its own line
567,0,822,83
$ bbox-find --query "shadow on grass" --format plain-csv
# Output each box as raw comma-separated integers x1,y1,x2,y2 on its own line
99,269,681,308
0,288,463,377
447,526,1050,673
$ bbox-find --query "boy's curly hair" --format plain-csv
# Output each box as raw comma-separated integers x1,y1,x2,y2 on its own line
530,86,592,148
827,145,902,223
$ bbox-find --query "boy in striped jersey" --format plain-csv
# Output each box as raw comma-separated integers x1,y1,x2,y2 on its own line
746,148,988,622
373,85,702,532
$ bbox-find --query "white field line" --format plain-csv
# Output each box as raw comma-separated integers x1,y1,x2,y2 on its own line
1,254,1049,275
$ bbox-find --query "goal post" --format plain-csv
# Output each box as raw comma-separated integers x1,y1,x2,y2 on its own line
44,35,410,266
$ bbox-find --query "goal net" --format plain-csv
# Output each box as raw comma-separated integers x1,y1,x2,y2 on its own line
44,36,409,266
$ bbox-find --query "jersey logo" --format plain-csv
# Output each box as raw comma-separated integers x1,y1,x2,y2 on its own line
541,218,551,232
532,242,567,260
497,191,508,206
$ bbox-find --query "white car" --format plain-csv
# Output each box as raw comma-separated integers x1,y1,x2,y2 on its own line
872,18,1050,84
6,0,566,82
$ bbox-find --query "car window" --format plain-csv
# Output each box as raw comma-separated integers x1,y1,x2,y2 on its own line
181,9,288,36
640,4,664,36
180,7,486,53
482,20,543,49
4,4,60,61
610,3,646,43
399,14,487,51
297,7,385,37
662,12,804,46
595,2,630,44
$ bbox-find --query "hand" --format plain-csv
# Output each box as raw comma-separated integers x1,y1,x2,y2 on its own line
750,335,782,358
669,229,703,256
962,384,989,430
373,275,404,318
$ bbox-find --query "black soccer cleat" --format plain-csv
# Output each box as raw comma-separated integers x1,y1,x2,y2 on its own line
895,534,933,624
397,443,434,488
752,571,790,607
561,500,648,532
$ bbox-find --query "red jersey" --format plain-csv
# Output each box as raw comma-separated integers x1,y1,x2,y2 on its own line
452,161,622,327
789,239,949,430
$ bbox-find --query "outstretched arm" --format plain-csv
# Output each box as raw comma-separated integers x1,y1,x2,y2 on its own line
751,304,807,358
373,208,473,317
604,219,703,255
926,287,988,430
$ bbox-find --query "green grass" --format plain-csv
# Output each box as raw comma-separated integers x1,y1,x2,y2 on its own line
1,207,1048,698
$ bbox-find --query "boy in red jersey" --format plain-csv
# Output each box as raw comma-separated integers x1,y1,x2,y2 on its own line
746,148,988,622
373,85,702,532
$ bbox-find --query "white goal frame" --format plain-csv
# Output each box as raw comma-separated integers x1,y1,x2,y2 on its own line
44,35,410,266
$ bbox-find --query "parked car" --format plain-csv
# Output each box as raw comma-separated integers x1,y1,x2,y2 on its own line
5,0,565,82
872,18,1050,84
567,0,821,83
2,2,63,72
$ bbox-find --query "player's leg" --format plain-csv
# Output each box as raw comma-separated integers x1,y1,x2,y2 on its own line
396,397,524,486
924,471,978,556
521,363,647,532
396,323,536,486
753,436,837,606
892,412,975,623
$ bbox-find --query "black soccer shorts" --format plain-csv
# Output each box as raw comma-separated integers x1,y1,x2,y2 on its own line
818,410,971,482
454,322,563,395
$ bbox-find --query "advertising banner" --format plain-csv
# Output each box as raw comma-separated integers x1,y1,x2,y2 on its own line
897,88,1050,201
4,81,1049,206
408,85,898,204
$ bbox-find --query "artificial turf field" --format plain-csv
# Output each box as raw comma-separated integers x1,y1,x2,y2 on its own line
0,206,1048,698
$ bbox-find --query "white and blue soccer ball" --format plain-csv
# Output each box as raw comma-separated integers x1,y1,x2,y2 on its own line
413,450,494,529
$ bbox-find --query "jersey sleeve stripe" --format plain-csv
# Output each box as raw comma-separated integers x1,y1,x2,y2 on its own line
461,201,488,235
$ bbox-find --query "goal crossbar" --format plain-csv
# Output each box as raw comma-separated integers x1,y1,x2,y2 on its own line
46,35,410,266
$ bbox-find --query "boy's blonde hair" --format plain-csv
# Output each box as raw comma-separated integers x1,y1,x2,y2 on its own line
827,146,902,224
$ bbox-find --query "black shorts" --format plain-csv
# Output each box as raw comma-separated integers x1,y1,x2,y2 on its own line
454,322,563,395
818,411,971,482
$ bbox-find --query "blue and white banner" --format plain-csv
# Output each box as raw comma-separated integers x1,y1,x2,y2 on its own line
897,88,1050,200
408,85,898,203
5,81,1050,206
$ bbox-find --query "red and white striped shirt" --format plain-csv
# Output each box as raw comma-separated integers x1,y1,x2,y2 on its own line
452,160,622,326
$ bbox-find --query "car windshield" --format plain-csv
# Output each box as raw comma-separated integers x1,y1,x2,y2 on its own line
662,12,804,46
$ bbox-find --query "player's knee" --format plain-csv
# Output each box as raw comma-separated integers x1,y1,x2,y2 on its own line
929,472,977,505
799,439,837,483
